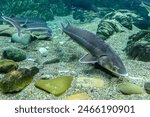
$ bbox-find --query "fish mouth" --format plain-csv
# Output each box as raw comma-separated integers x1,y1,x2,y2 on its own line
117,72,128,77
114,73,128,77
109,68,128,77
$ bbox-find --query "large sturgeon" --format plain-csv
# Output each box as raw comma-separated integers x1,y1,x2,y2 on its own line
62,23,128,77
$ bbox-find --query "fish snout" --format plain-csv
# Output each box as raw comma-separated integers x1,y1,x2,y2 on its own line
98,56,128,77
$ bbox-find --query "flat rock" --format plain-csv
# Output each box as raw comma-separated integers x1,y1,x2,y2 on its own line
64,93,91,100
76,77,104,88
35,76,73,96
0,68,35,93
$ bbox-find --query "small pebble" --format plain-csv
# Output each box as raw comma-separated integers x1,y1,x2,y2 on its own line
38,47,48,57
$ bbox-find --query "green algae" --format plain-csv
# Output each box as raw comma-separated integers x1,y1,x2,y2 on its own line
0,59,18,73
35,76,73,96
0,69,33,93
118,82,144,95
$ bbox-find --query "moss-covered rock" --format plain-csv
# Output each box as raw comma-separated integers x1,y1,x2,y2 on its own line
0,67,39,93
2,47,27,62
96,20,120,40
0,59,18,73
113,12,132,30
125,30,150,62
35,76,73,96
118,82,144,95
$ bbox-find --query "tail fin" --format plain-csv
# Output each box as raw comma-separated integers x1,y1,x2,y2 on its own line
1,16,22,36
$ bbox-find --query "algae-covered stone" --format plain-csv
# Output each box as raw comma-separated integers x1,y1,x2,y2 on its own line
118,82,144,95
125,31,150,62
0,67,39,93
2,47,26,62
64,93,91,100
96,20,120,40
76,77,104,88
144,82,150,94
0,59,18,73
0,70,31,93
35,76,73,96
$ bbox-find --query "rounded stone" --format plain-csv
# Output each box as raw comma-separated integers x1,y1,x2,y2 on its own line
118,82,144,95
2,47,26,62
11,33,32,45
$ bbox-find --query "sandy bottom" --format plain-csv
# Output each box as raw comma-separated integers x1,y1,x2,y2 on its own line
0,16,150,100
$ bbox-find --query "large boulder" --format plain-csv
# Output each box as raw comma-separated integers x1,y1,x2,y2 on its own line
125,30,150,62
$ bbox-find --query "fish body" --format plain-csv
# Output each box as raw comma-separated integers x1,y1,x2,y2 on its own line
1,16,52,37
22,22,52,37
0,16,46,25
1,16,21,36
140,2,150,16
62,23,128,77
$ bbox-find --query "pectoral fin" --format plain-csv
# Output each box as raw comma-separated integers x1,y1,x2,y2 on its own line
79,53,97,64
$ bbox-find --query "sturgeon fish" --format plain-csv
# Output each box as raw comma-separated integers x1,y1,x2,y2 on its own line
1,16,22,36
62,23,128,77
1,16,52,37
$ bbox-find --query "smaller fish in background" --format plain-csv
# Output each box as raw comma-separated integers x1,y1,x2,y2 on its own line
140,2,150,16
1,16,21,36
22,22,52,38
1,16,52,38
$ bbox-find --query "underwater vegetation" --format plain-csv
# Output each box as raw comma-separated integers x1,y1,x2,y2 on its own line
0,59,18,73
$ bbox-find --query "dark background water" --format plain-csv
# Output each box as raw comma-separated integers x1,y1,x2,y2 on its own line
0,0,150,28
